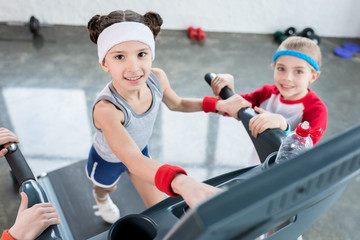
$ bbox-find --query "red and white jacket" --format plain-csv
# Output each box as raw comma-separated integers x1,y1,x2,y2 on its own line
241,84,327,145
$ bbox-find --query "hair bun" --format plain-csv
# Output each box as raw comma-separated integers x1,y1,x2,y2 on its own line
88,15,104,43
144,11,163,38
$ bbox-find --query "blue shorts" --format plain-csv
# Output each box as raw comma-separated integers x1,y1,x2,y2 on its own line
86,145,150,188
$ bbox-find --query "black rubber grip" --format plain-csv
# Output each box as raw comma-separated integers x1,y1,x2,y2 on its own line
204,73,234,99
5,143,35,184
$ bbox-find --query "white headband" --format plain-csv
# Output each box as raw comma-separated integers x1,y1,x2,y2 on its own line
97,22,155,63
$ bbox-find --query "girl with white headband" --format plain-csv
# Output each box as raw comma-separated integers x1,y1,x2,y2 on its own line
204,36,328,166
85,10,229,224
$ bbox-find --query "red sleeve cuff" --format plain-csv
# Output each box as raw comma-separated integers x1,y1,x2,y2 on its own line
202,96,219,113
155,164,187,197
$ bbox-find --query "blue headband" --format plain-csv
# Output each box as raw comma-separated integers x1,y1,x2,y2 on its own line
273,50,319,71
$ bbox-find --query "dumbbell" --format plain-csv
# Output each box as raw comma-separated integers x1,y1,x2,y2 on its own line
298,28,314,38
334,42,360,59
284,27,297,36
274,31,288,43
187,26,198,40
274,27,296,43
187,26,207,41
308,33,321,45
29,16,40,34
196,28,206,41
298,28,321,45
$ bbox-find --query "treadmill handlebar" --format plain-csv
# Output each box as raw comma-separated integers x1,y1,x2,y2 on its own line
204,72,257,120
4,143,35,185
4,143,62,239
204,72,234,100
204,73,285,163
21,180,62,240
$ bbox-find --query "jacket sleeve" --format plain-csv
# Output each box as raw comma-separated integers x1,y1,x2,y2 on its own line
302,93,328,145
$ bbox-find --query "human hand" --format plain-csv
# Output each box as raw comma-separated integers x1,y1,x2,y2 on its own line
171,174,221,208
211,74,235,97
0,128,19,158
217,94,252,119
8,192,60,240
249,107,287,138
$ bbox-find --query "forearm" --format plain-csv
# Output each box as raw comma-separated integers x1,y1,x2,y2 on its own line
103,124,162,185
166,98,203,112
116,148,163,185
106,128,187,198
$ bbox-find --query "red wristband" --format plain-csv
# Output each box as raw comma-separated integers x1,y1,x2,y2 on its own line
202,96,219,113
155,164,187,197
2,230,14,240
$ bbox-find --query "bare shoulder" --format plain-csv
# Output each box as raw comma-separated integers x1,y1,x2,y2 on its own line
93,100,124,128
151,68,170,91
151,67,166,79
94,99,116,111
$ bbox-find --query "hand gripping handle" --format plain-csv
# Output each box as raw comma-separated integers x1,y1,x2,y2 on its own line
4,144,62,239
204,73,285,163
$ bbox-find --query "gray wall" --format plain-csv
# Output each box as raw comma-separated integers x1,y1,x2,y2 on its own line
1,0,360,38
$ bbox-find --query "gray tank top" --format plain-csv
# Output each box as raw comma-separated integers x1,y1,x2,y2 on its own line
92,72,163,163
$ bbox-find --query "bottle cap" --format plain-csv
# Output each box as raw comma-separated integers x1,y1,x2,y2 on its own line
296,121,311,137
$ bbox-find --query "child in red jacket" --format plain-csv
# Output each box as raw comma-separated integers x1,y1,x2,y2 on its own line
204,36,327,166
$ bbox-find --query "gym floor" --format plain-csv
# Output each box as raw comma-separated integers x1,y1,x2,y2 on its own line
0,24,359,240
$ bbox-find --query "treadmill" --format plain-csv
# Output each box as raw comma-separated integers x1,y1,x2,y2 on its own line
3,74,360,239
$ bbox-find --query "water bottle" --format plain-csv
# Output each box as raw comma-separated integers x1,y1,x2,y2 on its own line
275,121,313,164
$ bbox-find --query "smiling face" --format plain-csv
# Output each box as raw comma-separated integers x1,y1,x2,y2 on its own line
101,40,153,94
273,55,320,101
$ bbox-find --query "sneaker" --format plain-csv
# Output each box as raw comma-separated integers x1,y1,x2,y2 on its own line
93,192,120,224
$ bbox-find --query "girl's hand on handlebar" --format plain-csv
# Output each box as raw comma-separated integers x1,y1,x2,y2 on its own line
249,107,288,138
217,95,252,119
0,128,19,157
8,192,60,240
211,74,235,97
171,174,221,208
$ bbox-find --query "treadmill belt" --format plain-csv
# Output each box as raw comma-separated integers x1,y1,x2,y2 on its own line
47,159,146,240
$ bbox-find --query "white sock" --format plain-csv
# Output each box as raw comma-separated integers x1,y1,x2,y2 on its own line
94,192,109,203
